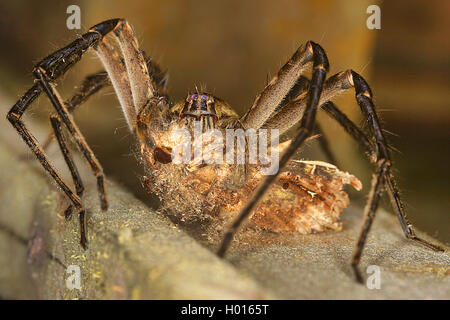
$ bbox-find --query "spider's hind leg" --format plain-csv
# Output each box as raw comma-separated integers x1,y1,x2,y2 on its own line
322,72,445,282
7,84,89,247
34,68,108,212
7,19,125,247
313,122,339,166
49,114,84,220
39,71,110,152
50,113,90,247
40,55,168,152
321,100,445,252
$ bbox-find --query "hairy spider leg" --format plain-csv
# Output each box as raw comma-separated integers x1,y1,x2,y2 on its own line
263,70,354,133
6,19,111,247
263,68,445,282
241,42,315,130
267,75,338,165
40,57,168,152
49,114,84,221
217,41,329,256
6,18,153,248
349,71,444,281
39,72,109,151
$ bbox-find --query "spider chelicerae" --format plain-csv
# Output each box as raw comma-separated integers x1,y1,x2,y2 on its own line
7,18,444,282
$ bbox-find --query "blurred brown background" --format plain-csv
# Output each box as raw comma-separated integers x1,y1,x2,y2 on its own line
0,0,448,242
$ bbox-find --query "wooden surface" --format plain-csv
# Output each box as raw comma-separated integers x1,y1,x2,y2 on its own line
0,137,448,299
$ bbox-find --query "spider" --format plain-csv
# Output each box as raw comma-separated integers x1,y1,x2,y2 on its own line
7,18,443,283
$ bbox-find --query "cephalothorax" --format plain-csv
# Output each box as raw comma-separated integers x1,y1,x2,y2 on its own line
8,19,443,282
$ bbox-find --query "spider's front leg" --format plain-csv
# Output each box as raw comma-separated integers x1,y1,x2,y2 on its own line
312,71,444,281
6,20,116,247
264,69,445,281
34,67,108,211
347,72,445,281
49,114,84,221
218,41,330,256
7,18,155,248
40,54,168,152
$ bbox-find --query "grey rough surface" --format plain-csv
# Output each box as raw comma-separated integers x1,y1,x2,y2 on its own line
221,208,450,299
0,133,449,299
0,141,271,299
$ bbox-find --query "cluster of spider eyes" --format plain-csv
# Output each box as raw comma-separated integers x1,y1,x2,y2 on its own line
189,93,213,103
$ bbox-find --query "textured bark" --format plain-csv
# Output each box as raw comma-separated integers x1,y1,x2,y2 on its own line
0,140,270,299
0,133,449,299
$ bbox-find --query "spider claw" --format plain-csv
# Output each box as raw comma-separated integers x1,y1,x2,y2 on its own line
217,232,233,258
64,205,74,221
80,238,88,250
101,199,108,211
79,210,88,250
352,264,364,284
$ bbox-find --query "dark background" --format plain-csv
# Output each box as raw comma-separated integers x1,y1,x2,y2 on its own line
0,0,448,243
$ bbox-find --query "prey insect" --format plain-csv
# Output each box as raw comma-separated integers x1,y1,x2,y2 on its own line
7,19,444,282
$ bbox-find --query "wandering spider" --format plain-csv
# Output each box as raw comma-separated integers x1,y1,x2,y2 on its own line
7,18,444,282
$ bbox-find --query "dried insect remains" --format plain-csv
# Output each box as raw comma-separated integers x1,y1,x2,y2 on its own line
7,19,444,282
